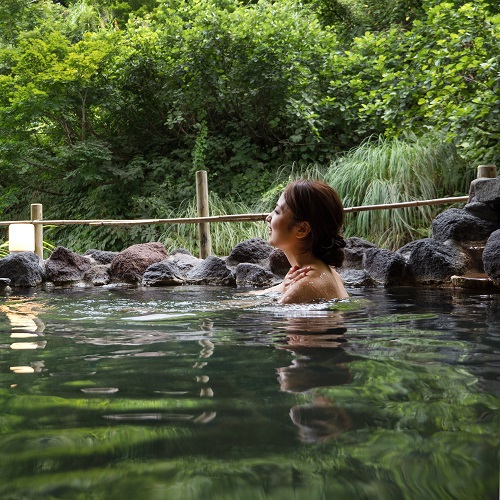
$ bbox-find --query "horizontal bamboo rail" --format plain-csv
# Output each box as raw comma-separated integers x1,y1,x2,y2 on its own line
344,195,470,213
0,195,471,227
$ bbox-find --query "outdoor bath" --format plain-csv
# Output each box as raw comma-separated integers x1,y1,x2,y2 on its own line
0,284,498,499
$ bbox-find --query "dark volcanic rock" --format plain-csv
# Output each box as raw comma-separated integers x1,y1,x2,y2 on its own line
469,177,500,205
0,252,45,287
83,249,119,265
235,263,277,287
186,255,235,285
407,238,467,284
166,251,202,274
397,240,420,262
363,248,408,286
109,242,168,284
84,264,111,286
342,237,378,270
338,269,376,287
464,201,498,222
483,229,500,285
226,238,274,267
268,248,290,277
432,208,498,243
45,246,92,284
143,260,185,286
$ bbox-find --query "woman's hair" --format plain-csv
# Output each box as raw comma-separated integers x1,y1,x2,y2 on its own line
284,179,346,267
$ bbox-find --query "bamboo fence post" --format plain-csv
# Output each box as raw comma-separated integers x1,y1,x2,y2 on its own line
477,164,497,178
196,170,212,258
31,203,43,258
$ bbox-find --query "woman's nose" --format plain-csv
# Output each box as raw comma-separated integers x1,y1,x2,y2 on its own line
265,213,272,223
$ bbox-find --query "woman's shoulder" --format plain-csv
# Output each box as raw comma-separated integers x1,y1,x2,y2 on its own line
280,268,346,304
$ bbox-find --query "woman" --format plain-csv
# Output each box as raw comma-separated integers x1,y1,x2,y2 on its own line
256,179,348,304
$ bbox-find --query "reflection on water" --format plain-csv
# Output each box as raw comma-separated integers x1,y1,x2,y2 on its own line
1,300,47,377
0,286,498,499
276,313,353,443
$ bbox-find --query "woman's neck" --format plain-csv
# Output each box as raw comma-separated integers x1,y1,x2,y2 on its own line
284,249,322,269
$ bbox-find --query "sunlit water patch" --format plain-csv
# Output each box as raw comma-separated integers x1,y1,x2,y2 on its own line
0,285,498,499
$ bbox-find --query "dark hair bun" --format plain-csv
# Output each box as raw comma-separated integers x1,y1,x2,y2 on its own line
317,236,346,267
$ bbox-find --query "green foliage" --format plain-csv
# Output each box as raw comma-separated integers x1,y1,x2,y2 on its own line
0,241,8,258
303,0,426,39
0,0,61,47
338,0,500,164
325,134,473,248
0,0,351,253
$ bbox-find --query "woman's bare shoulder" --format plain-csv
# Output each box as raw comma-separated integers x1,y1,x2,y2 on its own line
280,268,347,304
279,277,327,304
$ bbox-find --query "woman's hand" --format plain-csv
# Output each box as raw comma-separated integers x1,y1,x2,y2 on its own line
244,265,311,297
282,265,311,293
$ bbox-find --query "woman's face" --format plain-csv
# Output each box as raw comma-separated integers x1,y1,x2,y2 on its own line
266,194,295,250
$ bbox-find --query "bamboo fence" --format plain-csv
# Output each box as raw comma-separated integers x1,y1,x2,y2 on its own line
0,195,471,227
1,161,497,258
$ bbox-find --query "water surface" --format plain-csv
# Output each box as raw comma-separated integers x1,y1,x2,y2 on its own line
0,285,498,499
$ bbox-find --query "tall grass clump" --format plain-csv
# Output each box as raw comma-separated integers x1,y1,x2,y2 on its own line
161,192,269,256
324,134,474,249
252,164,330,212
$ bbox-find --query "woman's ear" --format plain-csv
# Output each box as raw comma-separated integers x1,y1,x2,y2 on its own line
295,221,311,240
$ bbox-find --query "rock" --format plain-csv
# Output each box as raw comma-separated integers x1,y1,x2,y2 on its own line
458,242,487,274
109,242,168,284
142,260,185,286
407,238,467,284
235,263,277,287
469,177,500,205
0,277,11,293
170,248,193,256
338,269,376,287
226,238,274,267
45,246,92,284
269,248,290,277
0,252,45,287
166,251,202,274
432,208,498,243
186,255,235,285
84,264,111,286
363,248,408,286
464,202,498,222
83,249,119,265
483,229,500,283
342,237,378,270
397,240,421,262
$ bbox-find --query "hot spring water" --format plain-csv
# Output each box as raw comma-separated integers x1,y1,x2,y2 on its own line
0,285,498,499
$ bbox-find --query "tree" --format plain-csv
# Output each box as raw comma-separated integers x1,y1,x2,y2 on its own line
333,0,500,164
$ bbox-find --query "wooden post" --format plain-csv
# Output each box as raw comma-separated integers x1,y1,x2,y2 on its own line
477,164,496,178
31,203,43,259
196,171,212,258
